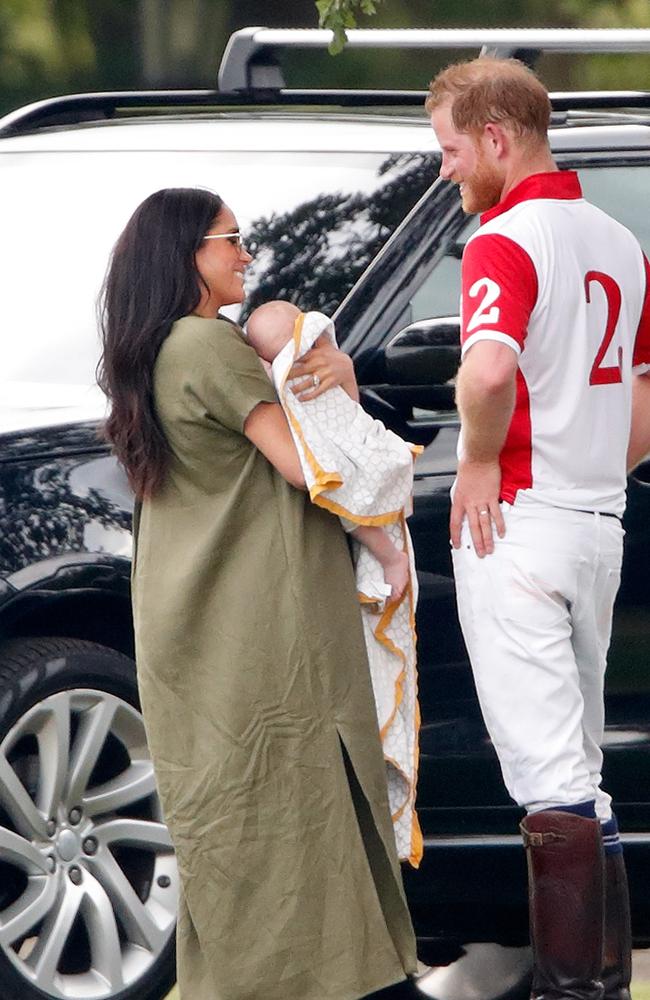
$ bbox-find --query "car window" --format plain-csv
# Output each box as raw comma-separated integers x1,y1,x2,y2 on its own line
404,164,650,328
579,165,650,255
409,215,478,322
0,148,434,388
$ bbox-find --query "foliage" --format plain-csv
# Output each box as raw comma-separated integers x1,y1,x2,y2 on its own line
556,0,650,87
0,0,140,113
0,0,649,116
315,0,383,54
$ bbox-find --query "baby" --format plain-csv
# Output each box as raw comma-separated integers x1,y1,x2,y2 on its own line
246,299,410,604
248,300,422,864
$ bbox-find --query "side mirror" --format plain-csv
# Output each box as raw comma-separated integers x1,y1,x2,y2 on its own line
385,317,461,387
358,317,461,440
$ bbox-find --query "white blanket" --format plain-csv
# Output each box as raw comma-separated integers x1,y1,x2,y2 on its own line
271,310,422,867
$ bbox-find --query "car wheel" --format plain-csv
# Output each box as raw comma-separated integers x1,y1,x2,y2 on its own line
0,637,177,1000
415,944,532,1000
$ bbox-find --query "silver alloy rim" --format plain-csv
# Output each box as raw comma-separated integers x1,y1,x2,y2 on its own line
0,689,177,998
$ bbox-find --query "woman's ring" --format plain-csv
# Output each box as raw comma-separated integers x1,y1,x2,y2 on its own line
312,373,321,389
479,509,489,516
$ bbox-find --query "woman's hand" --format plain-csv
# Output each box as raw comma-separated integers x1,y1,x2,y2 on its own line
289,339,359,402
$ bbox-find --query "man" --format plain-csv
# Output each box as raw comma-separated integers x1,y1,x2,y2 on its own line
427,58,650,1000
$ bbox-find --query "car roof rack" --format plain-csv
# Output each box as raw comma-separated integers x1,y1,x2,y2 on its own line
1,87,650,140
2,25,650,140
218,27,650,92
0,88,442,137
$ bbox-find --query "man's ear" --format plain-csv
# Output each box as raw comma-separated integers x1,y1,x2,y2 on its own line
483,122,510,158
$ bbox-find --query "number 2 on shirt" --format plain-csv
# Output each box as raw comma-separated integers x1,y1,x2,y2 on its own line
585,271,623,386
466,277,501,333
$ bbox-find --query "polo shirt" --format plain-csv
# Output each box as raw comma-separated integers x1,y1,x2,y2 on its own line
460,171,650,514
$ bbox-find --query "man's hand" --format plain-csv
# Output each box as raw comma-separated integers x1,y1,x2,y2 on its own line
450,457,505,557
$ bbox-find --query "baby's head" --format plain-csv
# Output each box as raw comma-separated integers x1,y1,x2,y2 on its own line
246,300,301,363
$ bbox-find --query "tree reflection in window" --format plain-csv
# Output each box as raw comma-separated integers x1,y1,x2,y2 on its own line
241,152,439,321
0,426,132,574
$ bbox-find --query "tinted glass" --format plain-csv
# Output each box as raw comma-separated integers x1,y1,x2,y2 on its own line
0,149,434,388
404,164,650,329
579,165,650,256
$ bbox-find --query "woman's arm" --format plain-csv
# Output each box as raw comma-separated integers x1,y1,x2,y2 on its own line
244,402,306,489
288,341,359,402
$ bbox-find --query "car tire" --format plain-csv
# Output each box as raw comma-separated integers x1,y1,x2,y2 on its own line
0,636,177,1000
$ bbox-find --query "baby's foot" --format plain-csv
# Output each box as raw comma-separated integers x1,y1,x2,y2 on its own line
383,548,409,605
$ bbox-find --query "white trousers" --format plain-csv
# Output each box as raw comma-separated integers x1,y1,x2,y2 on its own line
452,501,623,820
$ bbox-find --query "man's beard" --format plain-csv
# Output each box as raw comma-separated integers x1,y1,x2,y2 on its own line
460,153,503,214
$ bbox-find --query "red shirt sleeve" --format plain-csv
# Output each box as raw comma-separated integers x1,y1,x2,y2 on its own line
632,253,650,369
461,233,538,355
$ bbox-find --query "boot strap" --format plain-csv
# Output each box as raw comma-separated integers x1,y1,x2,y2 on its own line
520,826,568,848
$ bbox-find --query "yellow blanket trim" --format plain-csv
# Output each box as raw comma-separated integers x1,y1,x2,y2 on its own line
292,310,305,359
358,594,387,614
308,476,344,499
313,494,403,525
410,700,423,866
367,512,422,867
384,748,422,868
285,405,340,487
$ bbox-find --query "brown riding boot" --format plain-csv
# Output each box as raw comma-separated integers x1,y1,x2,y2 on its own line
602,852,632,1000
521,810,605,1000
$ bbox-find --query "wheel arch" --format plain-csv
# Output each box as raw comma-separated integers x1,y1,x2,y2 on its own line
1,586,134,660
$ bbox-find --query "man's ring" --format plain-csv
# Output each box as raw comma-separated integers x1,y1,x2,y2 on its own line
312,373,321,389
479,509,489,516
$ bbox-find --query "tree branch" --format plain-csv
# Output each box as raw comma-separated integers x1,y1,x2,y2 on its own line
316,0,382,54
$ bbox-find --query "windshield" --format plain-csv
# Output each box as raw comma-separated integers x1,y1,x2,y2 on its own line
0,147,437,388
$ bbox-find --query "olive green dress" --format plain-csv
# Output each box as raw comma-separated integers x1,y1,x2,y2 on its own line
131,316,417,1000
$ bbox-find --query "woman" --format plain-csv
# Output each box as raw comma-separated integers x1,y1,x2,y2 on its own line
97,187,417,1000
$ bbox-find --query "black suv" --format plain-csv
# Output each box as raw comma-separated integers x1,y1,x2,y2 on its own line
1,26,649,1000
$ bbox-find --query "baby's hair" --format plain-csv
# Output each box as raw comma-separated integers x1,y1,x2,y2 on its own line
246,300,301,363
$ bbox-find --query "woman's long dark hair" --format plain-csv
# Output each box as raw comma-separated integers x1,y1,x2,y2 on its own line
97,187,223,499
